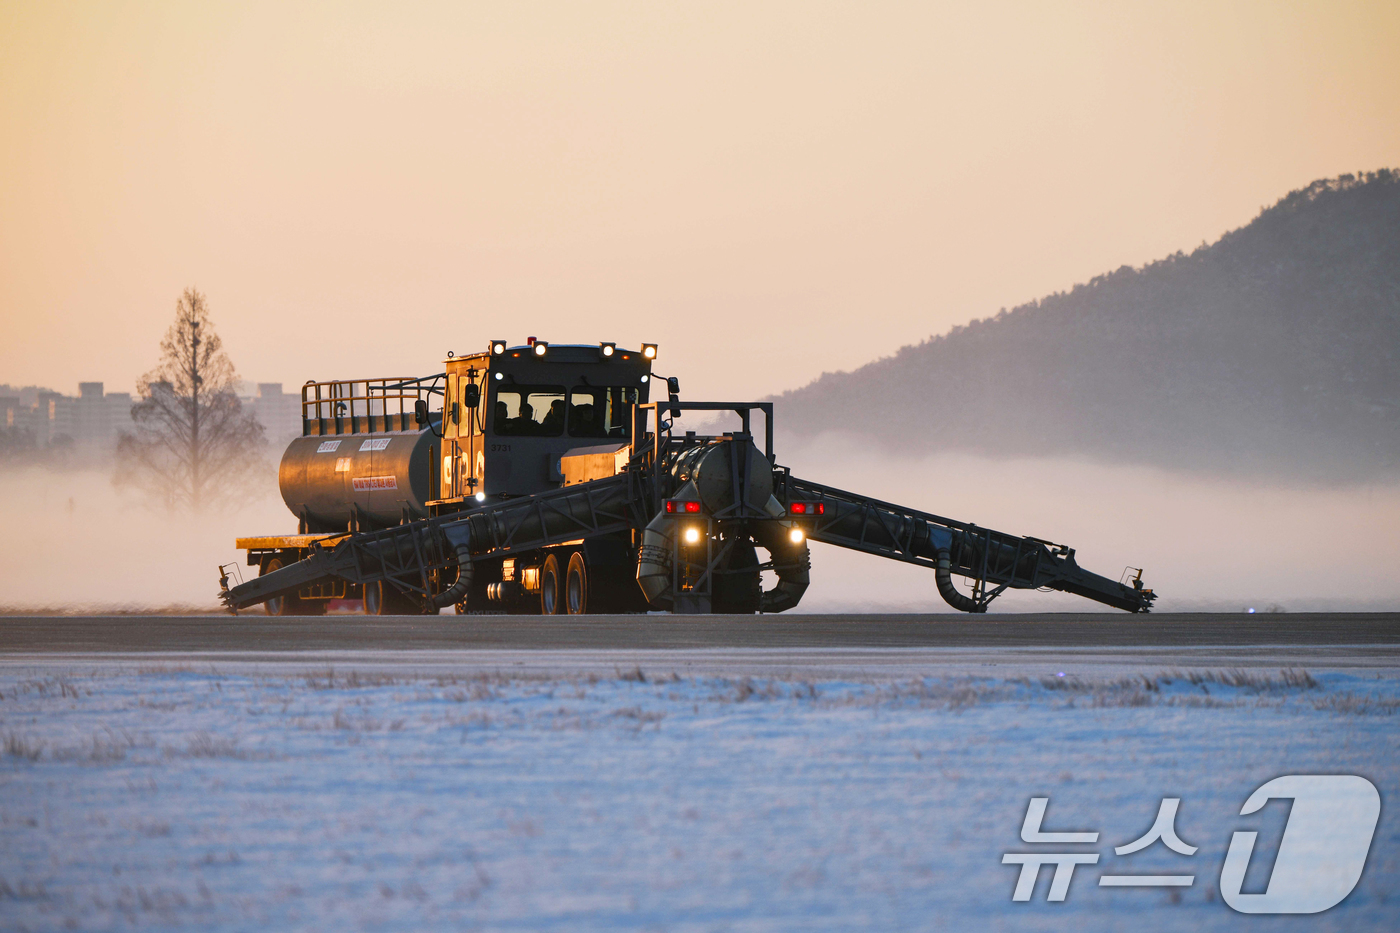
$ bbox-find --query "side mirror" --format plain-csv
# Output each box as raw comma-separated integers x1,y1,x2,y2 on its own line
666,376,681,417
414,399,429,425
462,384,481,408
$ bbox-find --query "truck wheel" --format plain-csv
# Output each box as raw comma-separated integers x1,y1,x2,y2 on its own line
262,557,292,616
712,537,761,613
365,581,419,615
565,552,588,615
261,557,325,616
364,581,390,615
540,554,563,615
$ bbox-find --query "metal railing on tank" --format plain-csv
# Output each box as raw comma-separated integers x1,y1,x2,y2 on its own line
301,377,441,436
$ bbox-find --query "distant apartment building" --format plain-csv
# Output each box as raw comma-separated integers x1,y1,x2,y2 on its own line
75,382,135,452
0,382,134,458
245,383,303,447
1,381,303,459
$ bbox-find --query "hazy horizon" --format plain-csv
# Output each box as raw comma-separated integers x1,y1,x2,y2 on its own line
4,1,1400,400
3,2,1399,613
5,439,1399,613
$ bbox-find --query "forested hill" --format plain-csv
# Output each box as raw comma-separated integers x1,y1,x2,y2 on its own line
775,170,1400,481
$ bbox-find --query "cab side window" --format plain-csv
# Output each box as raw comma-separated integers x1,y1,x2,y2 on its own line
568,387,637,438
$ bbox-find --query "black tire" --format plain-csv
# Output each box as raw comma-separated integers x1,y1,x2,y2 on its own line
540,554,563,615
565,551,588,615
712,537,761,613
261,556,326,616
364,580,389,615
364,580,419,615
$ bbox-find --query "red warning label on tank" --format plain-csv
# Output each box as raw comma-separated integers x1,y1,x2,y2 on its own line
351,475,398,491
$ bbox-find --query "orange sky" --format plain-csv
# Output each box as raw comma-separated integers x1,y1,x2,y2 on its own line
2,0,1398,401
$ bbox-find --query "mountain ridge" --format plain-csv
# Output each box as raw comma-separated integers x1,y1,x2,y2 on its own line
774,170,1400,481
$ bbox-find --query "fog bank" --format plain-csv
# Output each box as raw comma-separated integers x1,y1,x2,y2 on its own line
780,434,1400,613
0,467,287,612
2,447,1397,613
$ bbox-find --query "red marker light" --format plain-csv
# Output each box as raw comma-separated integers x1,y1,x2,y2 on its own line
790,502,807,514
816,502,825,515
685,501,702,513
665,501,676,513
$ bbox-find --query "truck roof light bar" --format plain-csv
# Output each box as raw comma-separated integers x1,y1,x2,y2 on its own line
665,500,703,514
788,502,825,515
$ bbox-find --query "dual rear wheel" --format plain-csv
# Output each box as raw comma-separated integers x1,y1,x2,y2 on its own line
539,551,588,615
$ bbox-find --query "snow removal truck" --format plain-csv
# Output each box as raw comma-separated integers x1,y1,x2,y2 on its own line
219,339,1156,615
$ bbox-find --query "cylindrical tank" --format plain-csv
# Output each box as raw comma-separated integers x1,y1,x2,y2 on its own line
279,429,437,532
665,438,773,513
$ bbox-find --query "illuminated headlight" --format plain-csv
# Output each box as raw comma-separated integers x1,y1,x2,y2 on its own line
490,340,507,355
641,343,658,360
494,372,503,381
533,341,548,356
639,374,649,384
600,342,615,358
474,491,486,502
789,528,805,544
682,527,701,545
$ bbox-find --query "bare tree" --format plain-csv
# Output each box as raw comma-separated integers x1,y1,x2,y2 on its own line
116,288,268,511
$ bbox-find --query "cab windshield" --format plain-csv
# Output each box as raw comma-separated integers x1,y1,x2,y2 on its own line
568,387,638,438
493,387,566,436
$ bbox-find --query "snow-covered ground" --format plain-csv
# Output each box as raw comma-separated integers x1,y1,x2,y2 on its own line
1,653,1397,931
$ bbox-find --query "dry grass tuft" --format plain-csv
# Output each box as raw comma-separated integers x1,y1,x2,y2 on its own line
611,706,665,726
1158,668,1319,691
303,668,400,690
445,684,499,702
181,732,245,758
52,728,141,763
10,677,91,700
3,732,44,761
1310,692,1400,715
0,877,48,899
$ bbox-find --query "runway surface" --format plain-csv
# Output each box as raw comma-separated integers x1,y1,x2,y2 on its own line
2,613,1396,677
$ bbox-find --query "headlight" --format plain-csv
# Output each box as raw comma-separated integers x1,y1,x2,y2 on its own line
683,527,701,545
789,528,805,544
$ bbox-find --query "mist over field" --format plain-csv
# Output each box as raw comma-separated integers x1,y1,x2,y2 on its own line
780,436,1400,613
3,442,1397,614
0,466,287,612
